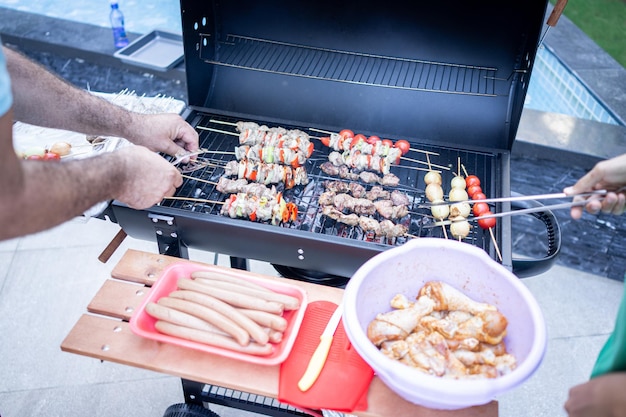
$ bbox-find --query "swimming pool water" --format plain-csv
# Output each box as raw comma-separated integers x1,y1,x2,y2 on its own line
525,46,620,125
0,0,620,126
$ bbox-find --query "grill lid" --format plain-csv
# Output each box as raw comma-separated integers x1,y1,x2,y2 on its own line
181,0,548,151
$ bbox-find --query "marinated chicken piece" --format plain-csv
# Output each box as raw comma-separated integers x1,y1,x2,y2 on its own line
333,194,376,215
339,165,360,180
373,200,409,219
321,205,360,226
365,185,391,201
216,177,277,199
380,173,400,187
453,310,508,345
216,177,249,194
318,190,336,206
377,219,407,237
358,171,381,184
324,180,365,198
380,339,410,360
390,189,411,206
390,293,412,309
358,216,381,234
348,182,367,198
418,281,497,315
324,180,350,194
367,295,436,346
320,161,340,176
367,281,516,379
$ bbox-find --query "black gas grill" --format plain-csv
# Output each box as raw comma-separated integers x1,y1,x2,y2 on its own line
103,0,559,279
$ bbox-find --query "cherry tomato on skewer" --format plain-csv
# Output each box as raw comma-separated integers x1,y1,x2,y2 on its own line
478,212,497,229
467,184,483,199
472,202,490,217
465,175,481,188
393,139,410,155
339,129,354,140
381,138,393,148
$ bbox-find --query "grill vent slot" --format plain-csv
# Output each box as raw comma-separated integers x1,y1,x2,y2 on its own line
199,34,499,97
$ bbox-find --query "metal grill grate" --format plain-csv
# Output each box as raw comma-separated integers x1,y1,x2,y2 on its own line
199,34,499,96
160,113,498,256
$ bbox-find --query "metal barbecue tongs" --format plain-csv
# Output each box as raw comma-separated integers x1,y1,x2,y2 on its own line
425,188,625,227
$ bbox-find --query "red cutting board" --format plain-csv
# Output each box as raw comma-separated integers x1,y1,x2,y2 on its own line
279,300,374,412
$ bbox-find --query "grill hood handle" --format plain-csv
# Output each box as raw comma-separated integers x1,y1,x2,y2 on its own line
511,192,562,278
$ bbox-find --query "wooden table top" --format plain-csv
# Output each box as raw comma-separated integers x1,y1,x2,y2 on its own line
61,249,498,417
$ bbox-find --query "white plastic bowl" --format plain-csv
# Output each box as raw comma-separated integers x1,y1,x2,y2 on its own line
342,238,547,410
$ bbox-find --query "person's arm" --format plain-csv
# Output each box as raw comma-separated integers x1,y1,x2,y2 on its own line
3,46,199,157
0,108,182,241
563,154,626,219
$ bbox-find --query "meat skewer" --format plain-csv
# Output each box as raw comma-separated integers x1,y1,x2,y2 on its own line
321,205,408,238
319,161,401,186
309,127,439,157
234,144,308,168
215,177,278,199
221,192,298,225
327,150,435,175
224,160,309,189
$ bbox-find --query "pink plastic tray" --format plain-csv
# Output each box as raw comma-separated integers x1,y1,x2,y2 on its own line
130,262,308,365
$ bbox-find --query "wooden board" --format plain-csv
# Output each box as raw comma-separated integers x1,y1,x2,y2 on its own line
62,249,498,417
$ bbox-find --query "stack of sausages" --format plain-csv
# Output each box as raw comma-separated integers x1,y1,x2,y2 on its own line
145,270,301,356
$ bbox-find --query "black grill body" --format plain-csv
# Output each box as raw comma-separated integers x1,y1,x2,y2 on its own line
108,0,551,278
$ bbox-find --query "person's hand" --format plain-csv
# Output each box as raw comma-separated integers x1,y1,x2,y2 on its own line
564,372,626,417
113,145,182,209
126,113,199,159
563,154,626,219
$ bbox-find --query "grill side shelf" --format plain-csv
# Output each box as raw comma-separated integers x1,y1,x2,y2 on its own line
199,34,499,97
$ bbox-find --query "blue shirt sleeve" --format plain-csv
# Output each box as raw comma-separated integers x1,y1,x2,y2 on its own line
0,42,14,117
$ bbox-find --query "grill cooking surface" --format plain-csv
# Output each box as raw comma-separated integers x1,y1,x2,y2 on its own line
160,113,498,255
200,34,500,97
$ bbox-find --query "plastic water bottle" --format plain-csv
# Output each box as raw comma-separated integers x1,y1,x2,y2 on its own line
110,1,129,48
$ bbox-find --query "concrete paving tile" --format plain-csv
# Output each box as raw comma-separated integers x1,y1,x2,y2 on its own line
0,375,183,417
497,334,608,417
521,264,623,338
0,237,19,253
0,251,15,292
0,244,152,392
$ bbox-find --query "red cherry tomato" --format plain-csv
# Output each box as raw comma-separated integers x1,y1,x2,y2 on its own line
472,202,490,217
472,192,487,201
393,139,411,155
45,152,60,161
478,213,496,229
467,185,483,198
354,133,367,144
381,139,393,148
26,154,44,160
320,136,331,147
465,175,481,188
339,129,354,139
363,135,378,145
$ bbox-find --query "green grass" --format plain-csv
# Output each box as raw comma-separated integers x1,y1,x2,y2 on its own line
551,0,626,68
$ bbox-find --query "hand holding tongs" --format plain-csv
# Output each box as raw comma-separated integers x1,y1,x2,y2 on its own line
426,188,621,226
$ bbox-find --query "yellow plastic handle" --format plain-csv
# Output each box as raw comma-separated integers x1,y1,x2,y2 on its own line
297,334,333,392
